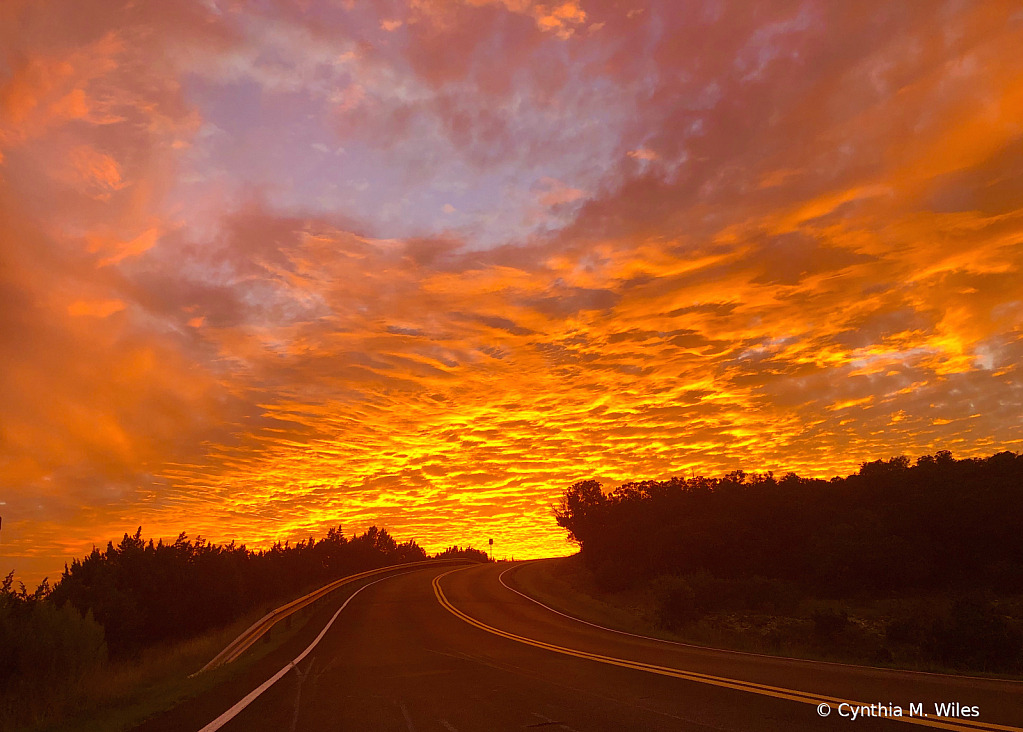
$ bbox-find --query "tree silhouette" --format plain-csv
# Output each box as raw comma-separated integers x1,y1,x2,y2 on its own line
555,452,1023,593
45,525,437,657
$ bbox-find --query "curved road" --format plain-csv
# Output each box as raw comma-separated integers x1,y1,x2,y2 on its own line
134,562,1022,732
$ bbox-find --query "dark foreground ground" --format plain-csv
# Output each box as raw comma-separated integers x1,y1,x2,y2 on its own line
132,562,1022,732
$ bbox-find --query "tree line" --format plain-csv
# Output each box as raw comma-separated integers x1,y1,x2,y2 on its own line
1,525,488,713
555,451,1022,593
554,451,1023,672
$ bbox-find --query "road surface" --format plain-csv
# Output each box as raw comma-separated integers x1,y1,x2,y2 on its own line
133,562,1022,732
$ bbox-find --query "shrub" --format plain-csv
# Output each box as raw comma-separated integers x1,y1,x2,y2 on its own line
433,545,491,563
811,608,849,641
885,615,931,648
653,575,698,630
594,559,634,593
737,576,800,614
1,572,107,730
930,597,1023,673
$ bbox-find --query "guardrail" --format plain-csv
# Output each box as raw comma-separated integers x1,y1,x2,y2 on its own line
197,558,472,674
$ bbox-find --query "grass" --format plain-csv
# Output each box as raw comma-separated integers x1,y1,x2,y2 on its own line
3,595,322,732
509,555,1023,679
509,555,666,638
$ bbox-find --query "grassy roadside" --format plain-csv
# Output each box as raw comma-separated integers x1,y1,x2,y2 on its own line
507,555,666,638
508,555,1023,679
5,591,323,732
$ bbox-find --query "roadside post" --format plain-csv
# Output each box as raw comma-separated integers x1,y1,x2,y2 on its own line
488,537,493,562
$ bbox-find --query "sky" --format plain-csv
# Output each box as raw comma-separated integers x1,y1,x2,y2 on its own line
1,0,1022,585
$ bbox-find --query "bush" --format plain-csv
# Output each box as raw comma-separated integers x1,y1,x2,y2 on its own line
653,575,698,630
737,576,800,613
930,597,1023,673
1,572,107,729
882,598,1023,672
885,615,931,648
652,572,803,631
681,572,734,613
594,559,634,593
433,545,491,563
811,608,849,641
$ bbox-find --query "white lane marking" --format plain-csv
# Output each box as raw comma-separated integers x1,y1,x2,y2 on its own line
438,719,459,731
197,573,409,732
398,700,418,732
497,564,1023,681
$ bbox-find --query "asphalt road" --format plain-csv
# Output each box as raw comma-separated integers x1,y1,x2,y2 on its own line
133,562,1022,732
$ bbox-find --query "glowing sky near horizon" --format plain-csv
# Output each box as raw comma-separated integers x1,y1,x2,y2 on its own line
1,0,1022,585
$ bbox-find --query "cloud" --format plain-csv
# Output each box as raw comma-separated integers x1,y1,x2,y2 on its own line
90,228,162,266
411,0,586,39
627,148,658,161
536,177,586,207
2,0,1022,586
58,145,129,200
533,1,587,39
67,299,127,318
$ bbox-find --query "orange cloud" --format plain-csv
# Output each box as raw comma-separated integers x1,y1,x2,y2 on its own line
537,177,585,207
87,228,161,266
2,0,1022,588
627,148,659,161
0,32,123,152
61,145,127,195
419,0,586,38
67,299,127,318
533,1,586,38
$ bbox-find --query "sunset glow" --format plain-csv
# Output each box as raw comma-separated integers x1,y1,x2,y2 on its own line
2,0,1022,584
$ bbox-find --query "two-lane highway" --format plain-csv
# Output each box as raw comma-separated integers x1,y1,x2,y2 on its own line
133,562,1022,732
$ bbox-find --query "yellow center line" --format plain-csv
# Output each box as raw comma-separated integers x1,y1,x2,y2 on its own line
432,569,1020,732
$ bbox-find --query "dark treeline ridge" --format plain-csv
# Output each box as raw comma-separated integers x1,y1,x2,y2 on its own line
555,451,1023,672
1,525,488,709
